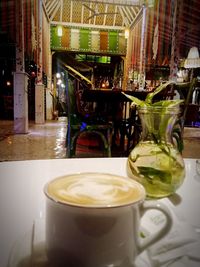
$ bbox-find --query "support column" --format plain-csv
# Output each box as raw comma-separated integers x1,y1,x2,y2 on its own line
139,4,147,90
35,0,45,124
35,84,45,123
14,0,29,133
14,73,29,133
45,50,53,120
169,0,181,81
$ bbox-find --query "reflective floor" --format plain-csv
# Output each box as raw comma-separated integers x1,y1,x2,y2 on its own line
0,118,67,161
0,117,200,161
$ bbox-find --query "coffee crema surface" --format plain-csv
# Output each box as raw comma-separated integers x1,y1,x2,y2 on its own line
45,173,145,207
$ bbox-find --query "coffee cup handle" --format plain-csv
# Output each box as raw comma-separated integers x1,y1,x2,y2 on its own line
138,200,172,253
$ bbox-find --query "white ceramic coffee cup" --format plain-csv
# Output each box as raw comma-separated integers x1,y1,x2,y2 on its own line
44,172,172,267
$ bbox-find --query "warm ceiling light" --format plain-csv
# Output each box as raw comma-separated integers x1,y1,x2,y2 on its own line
57,79,62,85
56,73,61,78
125,28,129,39
57,26,63,37
6,81,11,86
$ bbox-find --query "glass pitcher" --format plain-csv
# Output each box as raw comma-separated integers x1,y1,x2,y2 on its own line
127,105,185,198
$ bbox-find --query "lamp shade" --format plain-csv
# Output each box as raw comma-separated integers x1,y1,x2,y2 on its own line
184,46,200,68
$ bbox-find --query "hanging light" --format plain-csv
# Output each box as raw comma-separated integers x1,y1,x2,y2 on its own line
57,26,63,37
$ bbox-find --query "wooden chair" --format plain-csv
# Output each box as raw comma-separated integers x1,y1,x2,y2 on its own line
173,78,199,152
114,102,137,156
65,71,113,158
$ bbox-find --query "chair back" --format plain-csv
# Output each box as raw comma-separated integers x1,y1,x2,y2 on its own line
67,78,77,114
172,78,199,152
66,72,92,125
64,70,113,157
175,78,197,124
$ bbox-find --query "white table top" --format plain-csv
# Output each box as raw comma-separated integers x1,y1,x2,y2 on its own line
0,157,200,267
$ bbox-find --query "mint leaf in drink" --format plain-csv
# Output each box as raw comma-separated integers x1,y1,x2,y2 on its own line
137,166,172,184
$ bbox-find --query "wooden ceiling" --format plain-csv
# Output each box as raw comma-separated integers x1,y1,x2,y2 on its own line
43,0,200,50
42,0,144,29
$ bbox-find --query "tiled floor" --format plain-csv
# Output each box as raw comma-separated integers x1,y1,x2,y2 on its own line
0,118,200,161
0,118,67,161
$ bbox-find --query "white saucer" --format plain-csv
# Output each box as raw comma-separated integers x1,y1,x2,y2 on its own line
8,217,200,267
7,218,152,267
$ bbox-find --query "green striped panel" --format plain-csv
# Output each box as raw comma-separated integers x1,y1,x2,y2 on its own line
51,26,61,48
91,31,100,51
100,31,108,51
70,29,80,50
80,29,90,50
118,33,126,54
61,27,70,48
50,26,126,54
108,31,118,52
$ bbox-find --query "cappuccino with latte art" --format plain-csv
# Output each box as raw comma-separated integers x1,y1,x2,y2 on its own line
44,172,172,267
46,172,145,207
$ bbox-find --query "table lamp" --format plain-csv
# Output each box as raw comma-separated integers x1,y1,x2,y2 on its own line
184,46,200,80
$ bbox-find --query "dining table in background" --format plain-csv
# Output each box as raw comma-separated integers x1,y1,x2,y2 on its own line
82,86,175,103
82,87,175,154
0,157,200,267
82,88,149,154
82,88,148,103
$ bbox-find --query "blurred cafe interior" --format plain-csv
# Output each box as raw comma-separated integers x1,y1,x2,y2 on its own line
1,3,200,267
0,0,200,160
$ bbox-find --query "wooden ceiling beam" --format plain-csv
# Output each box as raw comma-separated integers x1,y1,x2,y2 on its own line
49,0,61,21
103,4,108,26
51,21,124,30
130,6,143,29
46,0,58,14
44,0,54,12
74,0,141,7
70,0,73,23
121,6,132,25
118,6,125,26
125,6,135,22
130,6,137,17
112,5,118,26
59,0,63,21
